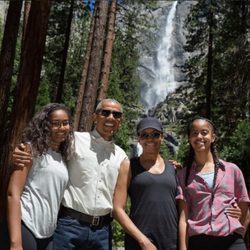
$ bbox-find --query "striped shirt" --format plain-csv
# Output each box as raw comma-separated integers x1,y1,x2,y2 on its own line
176,160,250,237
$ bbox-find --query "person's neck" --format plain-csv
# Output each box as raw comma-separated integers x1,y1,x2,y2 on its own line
139,154,164,172
50,142,60,152
95,128,113,141
139,153,162,165
194,152,214,171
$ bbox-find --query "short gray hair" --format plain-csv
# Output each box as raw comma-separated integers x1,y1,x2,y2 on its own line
95,98,123,112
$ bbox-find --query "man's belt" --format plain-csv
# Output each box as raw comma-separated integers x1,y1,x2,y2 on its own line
60,206,112,227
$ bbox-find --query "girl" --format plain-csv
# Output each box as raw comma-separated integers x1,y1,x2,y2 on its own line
7,103,74,250
177,117,249,250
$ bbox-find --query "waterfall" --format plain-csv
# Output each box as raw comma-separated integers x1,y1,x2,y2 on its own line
141,1,178,111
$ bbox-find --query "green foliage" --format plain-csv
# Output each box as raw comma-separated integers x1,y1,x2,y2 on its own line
108,27,141,152
63,1,91,110
183,0,249,154
114,118,131,153
42,0,72,100
112,199,131,247
39,0,90,111
220,120,250,190
108,0,155,155
112,220,125,247
160,141,171,160
176,137,189,165
36,79,51,112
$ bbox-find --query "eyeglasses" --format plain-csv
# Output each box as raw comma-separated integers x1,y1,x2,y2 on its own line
97,109,123,119
50,120,71,128
139,132,162,139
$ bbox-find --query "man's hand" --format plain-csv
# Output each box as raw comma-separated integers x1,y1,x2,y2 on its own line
12,143,32,169
225,202,241,220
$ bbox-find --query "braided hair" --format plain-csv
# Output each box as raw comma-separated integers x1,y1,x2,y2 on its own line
184,117,221,197
22,103,74,159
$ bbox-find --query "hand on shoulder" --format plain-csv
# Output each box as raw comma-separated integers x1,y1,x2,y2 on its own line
169,159,183,170
12,143,33,169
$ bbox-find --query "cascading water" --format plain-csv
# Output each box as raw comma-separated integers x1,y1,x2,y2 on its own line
134,0,194,156
141,1,179,111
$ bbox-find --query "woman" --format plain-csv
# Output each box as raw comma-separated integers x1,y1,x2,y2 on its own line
7,103,74,250
177,117,250,250
113,117,179,250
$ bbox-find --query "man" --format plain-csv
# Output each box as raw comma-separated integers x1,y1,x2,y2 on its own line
13,99,127,250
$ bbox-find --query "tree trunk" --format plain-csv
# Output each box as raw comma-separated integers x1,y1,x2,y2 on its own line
97,0,117,102
205,2,213,119
0,0,51,221
0,1,23,151
239,0,249,120
55,0,74,102
80,0,109,131
73,13,96,131
22,0,31,49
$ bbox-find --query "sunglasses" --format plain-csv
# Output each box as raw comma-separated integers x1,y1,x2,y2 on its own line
139,132,162,139
98,109,123,119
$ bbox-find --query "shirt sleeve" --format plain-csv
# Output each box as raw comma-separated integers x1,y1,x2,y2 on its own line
233,164,250,203
176,168,187,201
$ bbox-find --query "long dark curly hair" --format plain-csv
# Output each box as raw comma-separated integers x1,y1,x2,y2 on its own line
184,117,221,195
21,103,74,159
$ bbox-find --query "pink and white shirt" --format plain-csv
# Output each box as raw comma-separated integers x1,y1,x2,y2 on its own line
176,160,250,237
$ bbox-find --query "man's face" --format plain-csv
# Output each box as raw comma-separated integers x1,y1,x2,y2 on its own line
93,101,123,141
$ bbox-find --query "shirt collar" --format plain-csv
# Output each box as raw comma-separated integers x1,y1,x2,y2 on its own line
90,129,114,146
191,160,225,172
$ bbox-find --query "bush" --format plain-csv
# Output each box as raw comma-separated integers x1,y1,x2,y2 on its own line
221,120,250,190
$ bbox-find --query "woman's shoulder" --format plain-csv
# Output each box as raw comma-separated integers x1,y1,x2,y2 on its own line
219,159,244,177
220,159,238,170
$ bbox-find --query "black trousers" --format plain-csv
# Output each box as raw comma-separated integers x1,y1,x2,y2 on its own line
0,220,53,250
189,233,246,250
21,222,53,250
0,220,9,250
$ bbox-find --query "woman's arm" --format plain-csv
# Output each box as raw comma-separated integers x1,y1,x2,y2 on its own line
113,159,157,250
7,144,32,250
178,199,189,250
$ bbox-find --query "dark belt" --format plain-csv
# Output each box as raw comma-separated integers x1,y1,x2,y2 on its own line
60,206,112,227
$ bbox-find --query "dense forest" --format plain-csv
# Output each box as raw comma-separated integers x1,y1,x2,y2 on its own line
0,0,249,247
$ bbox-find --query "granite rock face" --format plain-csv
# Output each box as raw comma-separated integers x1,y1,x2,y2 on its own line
136,0,197,155
139,0,196,111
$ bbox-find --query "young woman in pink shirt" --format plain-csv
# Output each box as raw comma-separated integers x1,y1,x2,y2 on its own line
177,117,249,250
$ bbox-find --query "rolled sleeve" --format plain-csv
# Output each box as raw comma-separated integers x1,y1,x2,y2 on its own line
233,164,250,203
176,169,187,202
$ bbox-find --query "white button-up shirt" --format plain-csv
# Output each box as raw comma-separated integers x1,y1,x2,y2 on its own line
62,129,127,216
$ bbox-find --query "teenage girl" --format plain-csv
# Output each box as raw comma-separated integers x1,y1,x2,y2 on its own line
177,117,249,250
